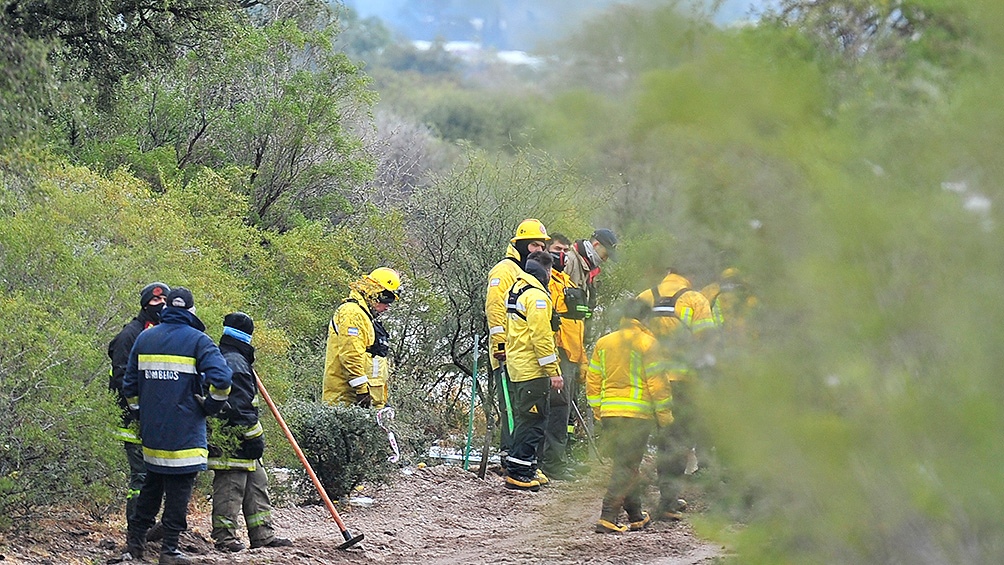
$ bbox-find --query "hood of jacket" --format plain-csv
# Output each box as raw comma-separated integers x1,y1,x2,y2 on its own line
160,307,207,332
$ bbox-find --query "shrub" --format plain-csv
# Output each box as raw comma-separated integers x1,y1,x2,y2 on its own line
284,401,394,501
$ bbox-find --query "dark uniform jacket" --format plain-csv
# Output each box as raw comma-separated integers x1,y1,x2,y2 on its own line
107,309,159,438
123,307,232,474
208,337,265,470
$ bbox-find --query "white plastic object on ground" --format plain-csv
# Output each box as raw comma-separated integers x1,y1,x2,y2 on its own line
376,407,401,463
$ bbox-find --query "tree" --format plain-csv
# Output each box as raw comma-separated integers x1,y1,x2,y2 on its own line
2,0,248,100
0,26,52,148
101,21,376,230
396,148,597,442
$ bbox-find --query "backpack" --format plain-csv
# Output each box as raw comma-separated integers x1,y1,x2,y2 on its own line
650,285,692,319
560,287,590,320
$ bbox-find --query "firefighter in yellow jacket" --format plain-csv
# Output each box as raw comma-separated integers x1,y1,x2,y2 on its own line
587,299,673,533
637,269,712,521
485,219,550,457
636,269,716,338
503,251,563,491
323,267,401,408
538,233,589,479
700,267,756,332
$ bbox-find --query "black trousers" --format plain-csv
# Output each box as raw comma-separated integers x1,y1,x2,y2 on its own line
506,377,550,478
656,381,696,512
124,441,147,524
538,352,577,473
599,417,653,522
128,470,197,549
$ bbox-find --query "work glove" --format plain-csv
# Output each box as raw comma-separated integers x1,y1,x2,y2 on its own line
237,435,265,460
355,392,372,408
194,394,229,416
493,350,506,362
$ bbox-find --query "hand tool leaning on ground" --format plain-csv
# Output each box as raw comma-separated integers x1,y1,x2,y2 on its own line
463,335,479,471
570,399,606,464
253,369,364,550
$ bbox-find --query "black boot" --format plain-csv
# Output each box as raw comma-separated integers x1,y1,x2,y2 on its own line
146,521,165,542
125,532,145,560
159,541,192,565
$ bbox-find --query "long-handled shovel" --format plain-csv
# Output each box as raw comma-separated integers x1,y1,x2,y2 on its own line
253,369,364,549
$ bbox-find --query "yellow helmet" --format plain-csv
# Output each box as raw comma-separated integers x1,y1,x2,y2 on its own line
721,267,741,280
510,218,550,243
367,267,401,293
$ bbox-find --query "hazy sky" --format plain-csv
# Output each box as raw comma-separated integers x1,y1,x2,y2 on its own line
344,0,775,48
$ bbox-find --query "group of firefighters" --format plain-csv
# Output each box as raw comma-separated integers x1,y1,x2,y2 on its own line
485,218,751,534
109,268,403,563
108,284,294,564
108,218,750,563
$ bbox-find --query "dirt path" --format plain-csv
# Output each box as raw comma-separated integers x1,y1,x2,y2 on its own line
0,464,722,564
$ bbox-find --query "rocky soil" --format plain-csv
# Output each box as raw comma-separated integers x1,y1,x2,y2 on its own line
0,463,724,565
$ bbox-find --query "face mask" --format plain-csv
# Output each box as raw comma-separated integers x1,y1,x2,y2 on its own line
550,251,566,271
143,302,165,322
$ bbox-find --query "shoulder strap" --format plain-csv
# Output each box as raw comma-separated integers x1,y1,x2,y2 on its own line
651,286,692,318
345,298,374,321
331,299,373,335
506,282,535,321
708,289,721,311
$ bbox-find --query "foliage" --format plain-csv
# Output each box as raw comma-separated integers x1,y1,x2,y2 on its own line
420,89,537,151
0,27,53,149
380,39,461,76
0,149,362,528
1,0,247,102
0,292,121,530
764,0,973,65
88,20,377,231
332,5,394,64
284,401,393,500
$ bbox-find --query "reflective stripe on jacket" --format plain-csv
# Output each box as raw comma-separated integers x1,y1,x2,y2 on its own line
208,457,258,471
485,245,524,370
586,320,673,424
122,307,233,474
548,269,587,364
701,281,756,332
637,272,715,338
505,273,561,382
323,290,375,405
113,424,142,444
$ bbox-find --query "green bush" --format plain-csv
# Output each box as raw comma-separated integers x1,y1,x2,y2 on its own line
0,293,120,530
284,401,394,501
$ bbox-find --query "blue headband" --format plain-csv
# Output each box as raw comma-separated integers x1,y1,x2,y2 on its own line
223,326,252,344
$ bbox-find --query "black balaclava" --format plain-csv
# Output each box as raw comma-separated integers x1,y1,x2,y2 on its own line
550,250,566,272
139,282,170,323
513,240,536,269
